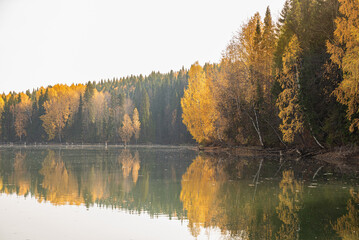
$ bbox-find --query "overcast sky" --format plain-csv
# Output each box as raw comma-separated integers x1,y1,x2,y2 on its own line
0,0,286,94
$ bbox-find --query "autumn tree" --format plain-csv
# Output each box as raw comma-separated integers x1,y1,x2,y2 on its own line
132,108,141,144
262,6,276,100
41,84,85,142
181,62,218,144
0,97,4,137
277,35,304,143
14,93,32,141
327,0,359,132
217,12,277,146
119,114,134,145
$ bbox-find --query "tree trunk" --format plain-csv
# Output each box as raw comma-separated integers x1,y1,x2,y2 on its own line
247,109,264,147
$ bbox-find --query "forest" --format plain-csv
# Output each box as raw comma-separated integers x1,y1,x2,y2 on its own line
1,0,359,148
181,0,359,148
0,70,193,144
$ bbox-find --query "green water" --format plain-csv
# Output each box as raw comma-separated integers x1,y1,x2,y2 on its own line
0,146,358,240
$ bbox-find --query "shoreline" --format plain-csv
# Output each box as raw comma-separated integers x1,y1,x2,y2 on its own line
1,143,357,166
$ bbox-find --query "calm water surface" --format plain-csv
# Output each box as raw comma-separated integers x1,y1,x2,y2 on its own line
0,146,358,240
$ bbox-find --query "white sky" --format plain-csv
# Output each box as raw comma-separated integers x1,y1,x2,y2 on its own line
0,0,286,94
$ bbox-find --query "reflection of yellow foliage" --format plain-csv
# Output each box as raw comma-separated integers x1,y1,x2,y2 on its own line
85,166,107,202
132,152,140,184
119,150,133,179
180,155,221,237
13,152,31,196
118,150,140,184
3,152,31,196
333,188,359,240
1,149,144,208
39,150,82,205
276,170,302,240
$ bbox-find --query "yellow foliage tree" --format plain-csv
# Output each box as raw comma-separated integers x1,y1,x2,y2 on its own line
41,84,85,142
119,114,134,145
217,12,276,146
14,93,32,141
90,90,110,138
276,35,304,143
0,97,4,136
327,0,359,132
181,62,218,144
132,108,141,144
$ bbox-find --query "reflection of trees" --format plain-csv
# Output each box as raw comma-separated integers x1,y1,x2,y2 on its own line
117,149,140,194
0,148,187,220
38,149,142,205
180,154,277,239
276,170,302,240
13,152,31,195
39,150,82,205
2,152,32,196
333,188,359,240
118,150,140,184
180,155,223,237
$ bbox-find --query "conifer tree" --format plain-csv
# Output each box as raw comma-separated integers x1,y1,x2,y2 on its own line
277,35,304,143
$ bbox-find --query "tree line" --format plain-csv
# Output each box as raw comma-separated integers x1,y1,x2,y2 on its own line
182,0,359,148
0,70,193,144
1,0,358,147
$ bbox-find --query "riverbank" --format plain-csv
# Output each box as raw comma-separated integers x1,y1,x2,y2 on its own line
199,144,359,167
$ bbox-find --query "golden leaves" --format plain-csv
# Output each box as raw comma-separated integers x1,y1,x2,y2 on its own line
181,62,218,144
276,35,304,143
327,0,359,132
132,108,141,142
40,84,85,141
14,93,32,140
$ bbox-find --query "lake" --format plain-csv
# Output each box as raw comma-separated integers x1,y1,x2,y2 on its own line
0,146,358,239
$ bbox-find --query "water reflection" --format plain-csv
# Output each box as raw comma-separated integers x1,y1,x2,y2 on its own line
0,147,358,239
0,147,192,219
276,170,302,240
180,154,278,239
180,155,223,237
333,188,359,239
179,153,358,239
